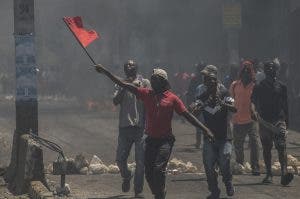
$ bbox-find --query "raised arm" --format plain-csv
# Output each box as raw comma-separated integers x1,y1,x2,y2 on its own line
95,64,138,95
181,111,214,141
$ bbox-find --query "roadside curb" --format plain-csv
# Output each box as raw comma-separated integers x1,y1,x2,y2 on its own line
29,181,54,199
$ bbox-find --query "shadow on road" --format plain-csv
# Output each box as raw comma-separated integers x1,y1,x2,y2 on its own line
234,182,267,187
175,147,199,153
89,195,131,199
171,177,206,182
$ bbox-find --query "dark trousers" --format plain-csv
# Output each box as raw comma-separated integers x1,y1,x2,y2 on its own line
116,126,144,193
259,121,288,176
195,128,202,147
203,139,233,193
144,135,175,198
233,121,260,170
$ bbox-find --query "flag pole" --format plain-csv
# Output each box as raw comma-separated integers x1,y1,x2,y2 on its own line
63,18,97,65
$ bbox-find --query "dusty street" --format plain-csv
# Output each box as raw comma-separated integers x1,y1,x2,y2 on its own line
0,100,300,198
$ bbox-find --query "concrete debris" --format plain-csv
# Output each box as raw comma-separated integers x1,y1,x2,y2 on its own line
229,155,300,175
272,165,281,176
167,158,199,174
45,154,300,176
89,156,109,175
231,162,245,175
297,166,300,175
244,162,252,173
107,164,120,174
79,167,89,175
259,160,266,174
74,154,89,171
287,155,300,167
128,162,136,170
90,155,104,165
287,166,295,174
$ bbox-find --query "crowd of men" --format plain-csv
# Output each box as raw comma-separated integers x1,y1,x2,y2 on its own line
93,58,294,199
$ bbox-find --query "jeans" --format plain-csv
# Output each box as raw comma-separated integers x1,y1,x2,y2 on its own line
233,122,260,170
259,121,288,176
203,139,232,193
144,135,175,198
116,126,144,193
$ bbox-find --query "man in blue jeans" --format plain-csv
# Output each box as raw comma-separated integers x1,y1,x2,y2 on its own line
190,65,237,199
113,60,149,198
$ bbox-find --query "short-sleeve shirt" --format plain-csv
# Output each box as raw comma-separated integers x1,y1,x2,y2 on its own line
195,83,231,140
230,80,254,125
251,79,288,124
114,77,149,128
137,88,187,138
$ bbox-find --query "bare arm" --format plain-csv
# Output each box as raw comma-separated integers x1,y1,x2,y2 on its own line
181,111,214,141
95,64,138,95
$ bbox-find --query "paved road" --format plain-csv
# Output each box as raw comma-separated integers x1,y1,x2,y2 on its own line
0,102,300,198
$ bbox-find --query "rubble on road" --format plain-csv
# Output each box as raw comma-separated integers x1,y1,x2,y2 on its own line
74,154,89,172
231,161,246,175
107,164,120,174
45,154,300,177
231,155,300,176
167,158,199,174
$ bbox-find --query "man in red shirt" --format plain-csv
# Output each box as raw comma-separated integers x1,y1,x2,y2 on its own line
94,64,213,199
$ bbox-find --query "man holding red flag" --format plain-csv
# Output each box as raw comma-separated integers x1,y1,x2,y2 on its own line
94,64,214,199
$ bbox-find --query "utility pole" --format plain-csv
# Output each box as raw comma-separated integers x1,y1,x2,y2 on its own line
5,0,43,194
14,0,38,135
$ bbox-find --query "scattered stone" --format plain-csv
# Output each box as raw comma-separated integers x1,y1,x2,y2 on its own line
128,162,136,170
79,167,89,175
297,166,300,176
231,162,245,175
185,162,198,173
170,169,180,175
243,162,251,173
89,155,108,174
90,155,104,165
167,158,199,174
287,155,299,167
287,166,295,174
89,164,108,174
74,154,89,171
108,164,120,174
272,165,281,176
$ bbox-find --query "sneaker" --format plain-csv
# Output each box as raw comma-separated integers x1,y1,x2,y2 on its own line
281,173,294,186
225,182,235,197
122,175,132,193
206,189,220,199
262,175,273,184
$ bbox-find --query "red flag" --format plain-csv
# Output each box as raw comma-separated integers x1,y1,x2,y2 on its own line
63,16,99,47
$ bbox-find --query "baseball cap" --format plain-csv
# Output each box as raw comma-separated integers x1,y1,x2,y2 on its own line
152,68,168,80
201,65,218,77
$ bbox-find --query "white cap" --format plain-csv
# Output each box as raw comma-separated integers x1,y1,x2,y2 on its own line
153,68,168,80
